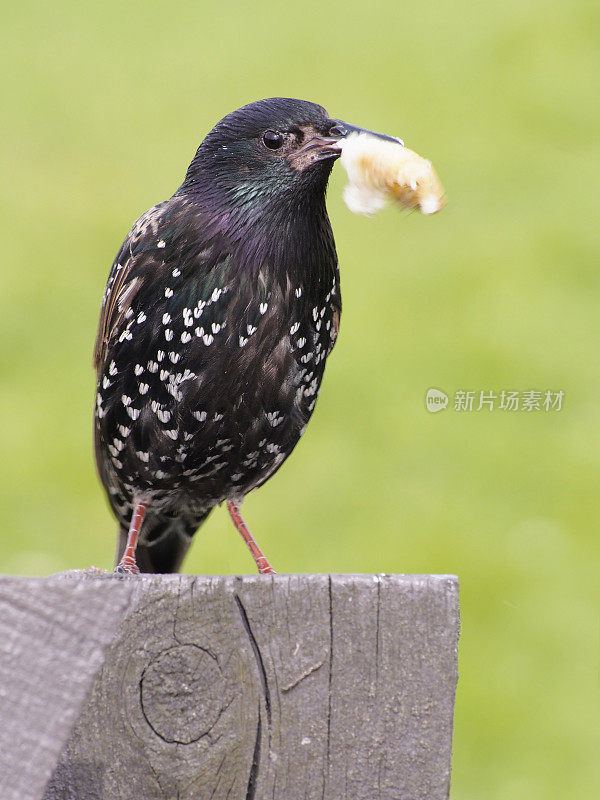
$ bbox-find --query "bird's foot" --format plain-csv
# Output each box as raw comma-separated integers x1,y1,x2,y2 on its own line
114,558,140,576
256,556,276,575
226,500,277,575
114,499,147,576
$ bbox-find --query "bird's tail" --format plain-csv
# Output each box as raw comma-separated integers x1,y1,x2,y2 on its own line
115,510,212,574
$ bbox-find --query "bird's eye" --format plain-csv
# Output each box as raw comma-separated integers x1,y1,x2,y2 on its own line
262,130,284,150
329,124,345,138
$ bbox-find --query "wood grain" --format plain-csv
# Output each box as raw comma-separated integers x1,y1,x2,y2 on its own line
1,573,459,800
0,572,134,800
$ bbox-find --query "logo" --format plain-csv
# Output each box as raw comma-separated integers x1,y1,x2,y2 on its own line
424,388,564,413
426,388,449,413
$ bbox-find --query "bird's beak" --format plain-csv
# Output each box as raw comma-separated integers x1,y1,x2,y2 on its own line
289,133,343,169
328,121,404,148
290,121,403,170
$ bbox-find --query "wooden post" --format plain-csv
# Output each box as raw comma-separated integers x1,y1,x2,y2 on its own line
0,573,459,800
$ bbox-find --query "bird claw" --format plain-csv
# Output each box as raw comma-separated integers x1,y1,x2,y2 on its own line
114,562,140,576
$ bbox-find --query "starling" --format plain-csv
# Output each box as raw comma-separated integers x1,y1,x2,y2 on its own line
93,98,400,574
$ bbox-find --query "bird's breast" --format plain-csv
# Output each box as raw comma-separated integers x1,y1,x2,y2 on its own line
95,257,341,508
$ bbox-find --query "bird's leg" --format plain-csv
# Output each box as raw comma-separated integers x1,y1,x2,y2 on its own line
115,500,147,575
226,500,276,575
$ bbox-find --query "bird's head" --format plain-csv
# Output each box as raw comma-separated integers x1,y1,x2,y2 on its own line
180,97,399,211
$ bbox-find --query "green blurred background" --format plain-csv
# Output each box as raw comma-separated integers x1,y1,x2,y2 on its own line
1,0,598,796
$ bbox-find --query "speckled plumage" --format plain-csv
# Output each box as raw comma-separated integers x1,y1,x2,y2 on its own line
94,99,342,573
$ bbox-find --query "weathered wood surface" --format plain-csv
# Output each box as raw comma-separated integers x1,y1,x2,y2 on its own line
0,573,459,800
0,572,135,800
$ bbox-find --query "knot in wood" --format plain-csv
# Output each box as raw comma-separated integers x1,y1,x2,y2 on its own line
139,644,224,744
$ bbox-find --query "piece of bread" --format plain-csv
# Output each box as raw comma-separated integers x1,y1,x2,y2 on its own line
339,132,446,216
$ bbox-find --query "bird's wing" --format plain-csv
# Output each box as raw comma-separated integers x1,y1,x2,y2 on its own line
93,195,284,422
93,194,299,481
93,202,169,372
